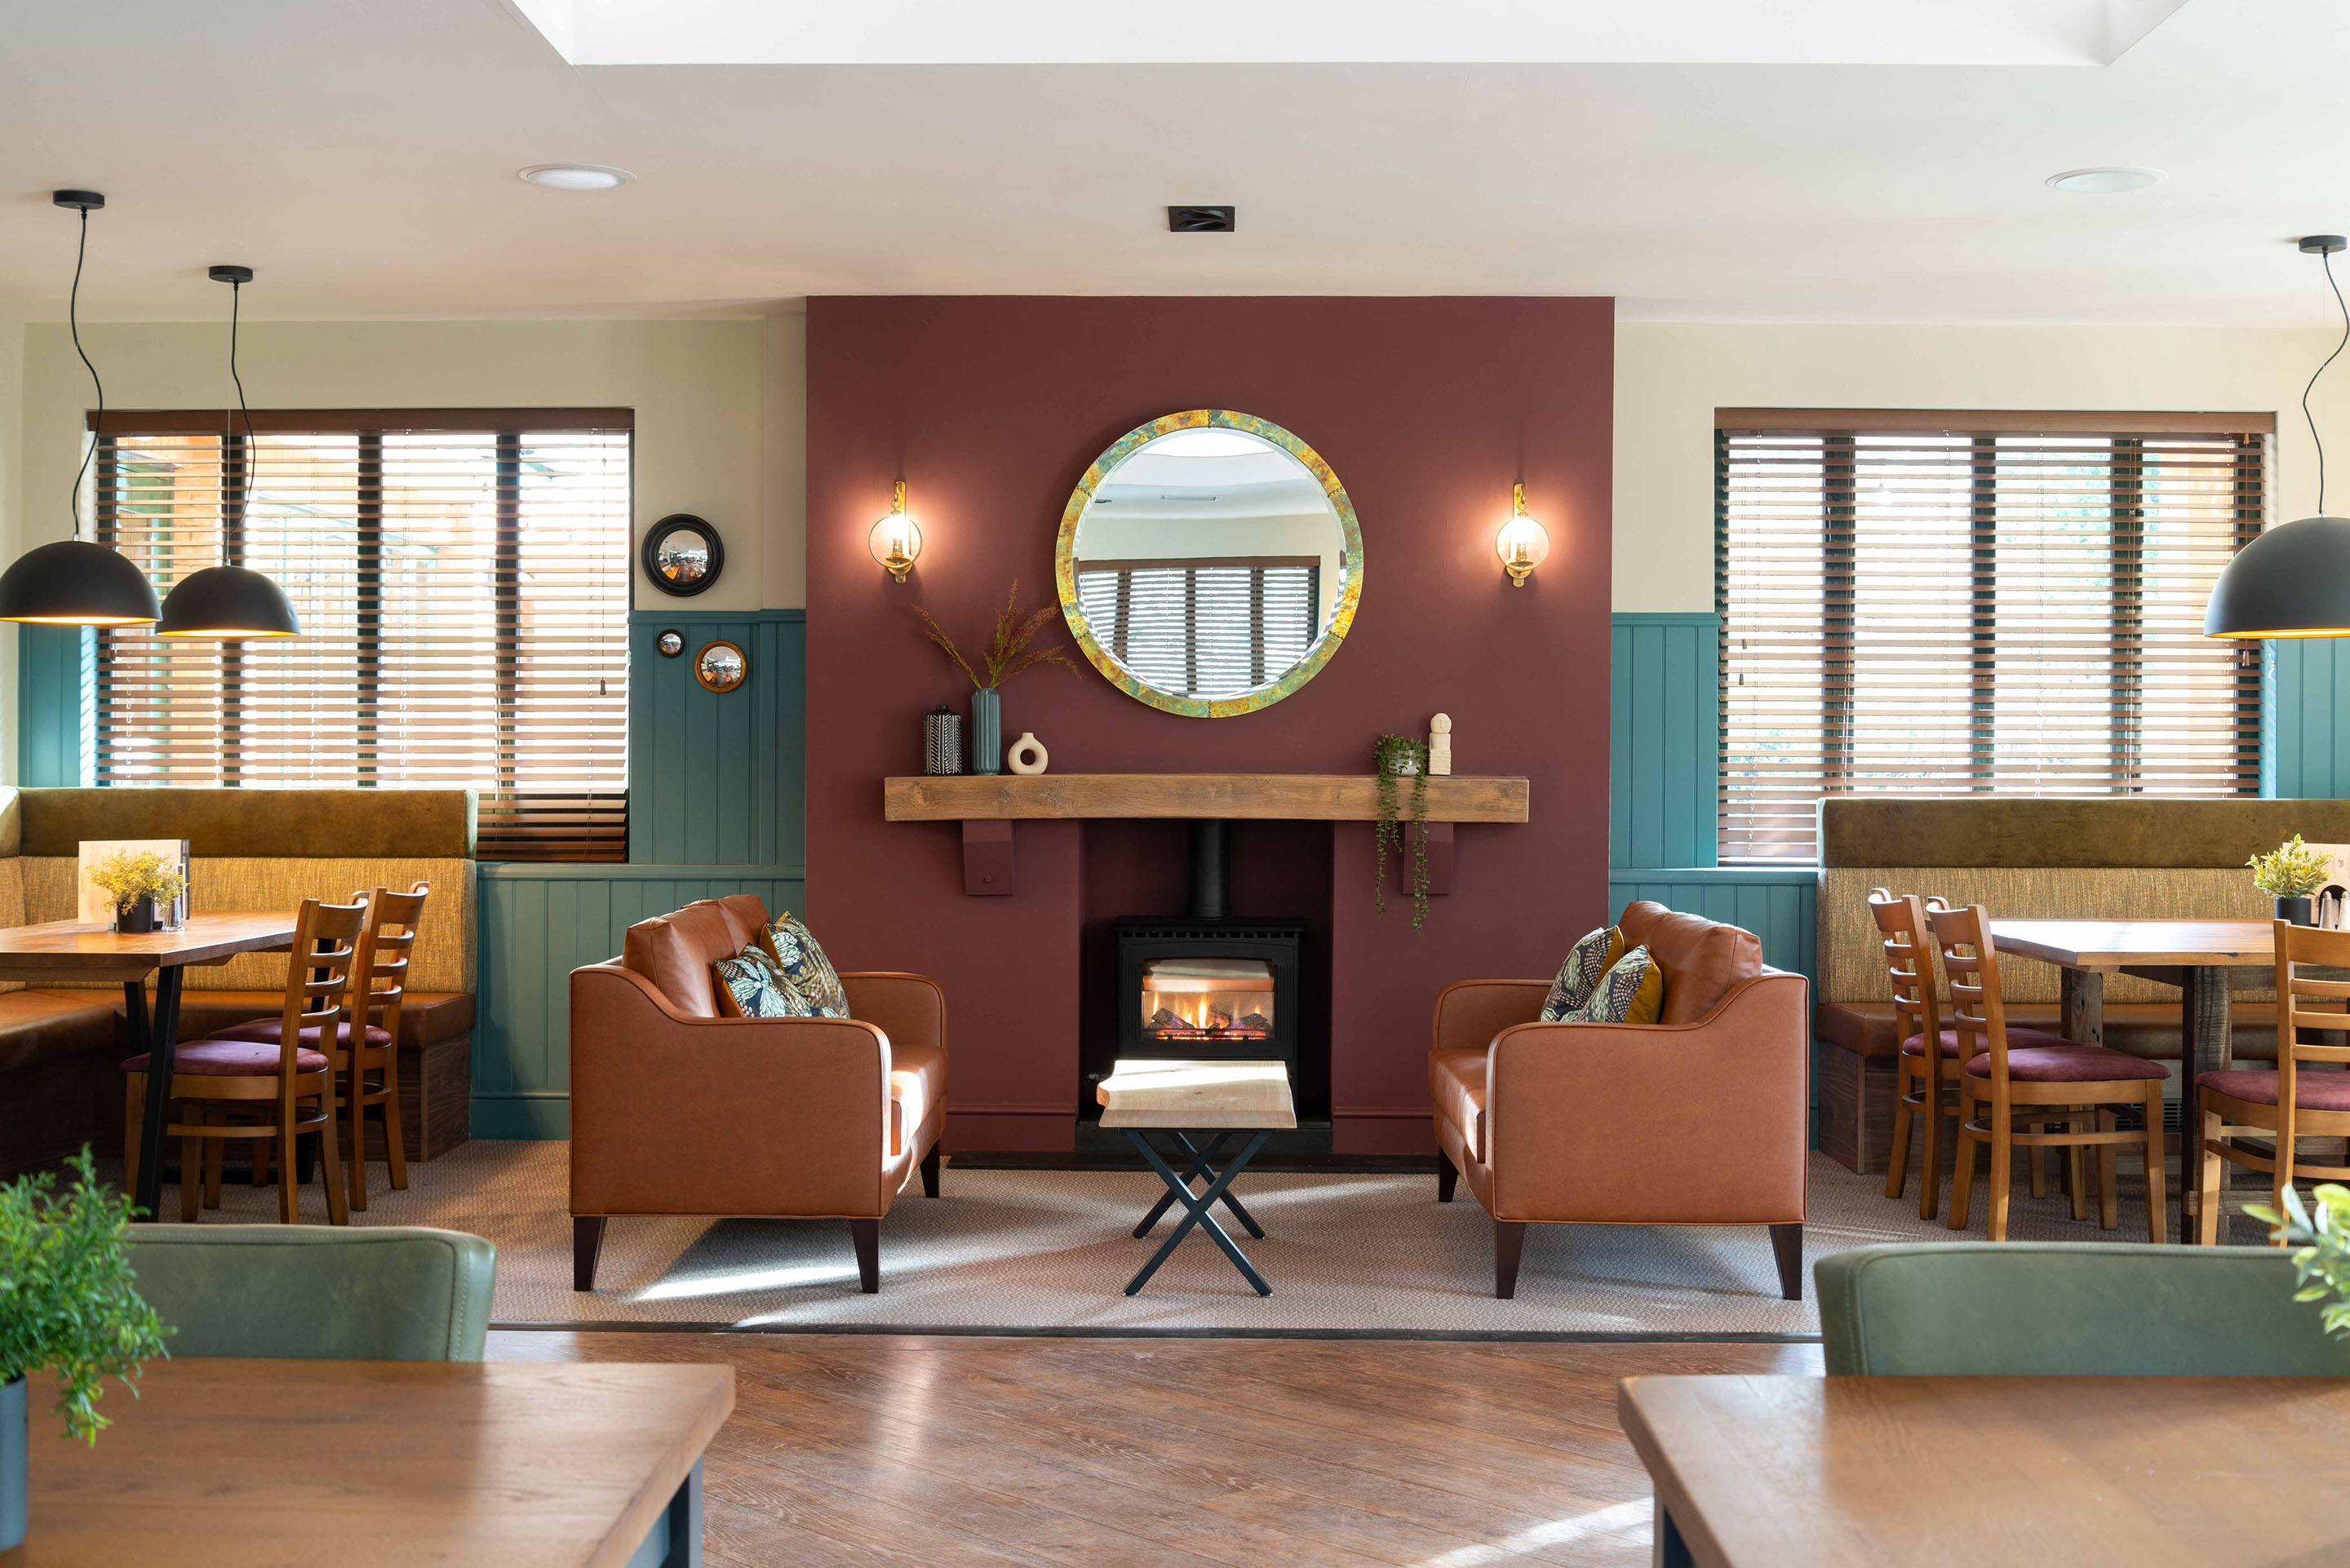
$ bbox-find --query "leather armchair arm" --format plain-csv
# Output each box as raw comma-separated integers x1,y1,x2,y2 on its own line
1482,971,1811,1225
1431,979,1549,1054
570,963,898,1218
841,971,946,1053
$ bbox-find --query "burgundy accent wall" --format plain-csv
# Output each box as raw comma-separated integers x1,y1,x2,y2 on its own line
805,297,1613,1153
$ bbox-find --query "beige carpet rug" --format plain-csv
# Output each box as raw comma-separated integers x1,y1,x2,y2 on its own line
153,1141,2248,1335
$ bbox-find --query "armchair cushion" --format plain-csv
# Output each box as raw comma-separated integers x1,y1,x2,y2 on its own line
1540,925,1624,1021
1616,901,1764,1024
890,1040,946,1158
1430,1044,1487,1160
620,902,735,1018
761,913,850,1019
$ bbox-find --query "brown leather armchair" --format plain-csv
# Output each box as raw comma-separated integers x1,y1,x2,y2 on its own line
569,894,946,1294
1429,901,1809,1300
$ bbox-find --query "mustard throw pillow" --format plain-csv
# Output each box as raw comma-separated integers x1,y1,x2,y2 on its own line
1541,925,1625,1022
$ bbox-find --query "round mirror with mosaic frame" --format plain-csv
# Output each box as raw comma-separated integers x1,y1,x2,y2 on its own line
1055,410,1363,718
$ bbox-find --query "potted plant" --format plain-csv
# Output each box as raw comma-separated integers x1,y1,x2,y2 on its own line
2252,1181,2350,1331
1372,733,1431,930
914,581,1073,776
1,1149,170,1551
86,850,185,935
2250,834,2330,927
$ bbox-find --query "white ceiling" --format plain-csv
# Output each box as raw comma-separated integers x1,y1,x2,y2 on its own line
2,0,2347,326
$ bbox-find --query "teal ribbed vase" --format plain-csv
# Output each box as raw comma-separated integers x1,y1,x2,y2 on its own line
970,687,1002,775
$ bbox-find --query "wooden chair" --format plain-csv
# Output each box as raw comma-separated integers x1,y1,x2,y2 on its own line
220,882,429,1210
122,897,365,1225
2197,920,2350,1244
1874,889,1953,1219
1927,901,2170,1242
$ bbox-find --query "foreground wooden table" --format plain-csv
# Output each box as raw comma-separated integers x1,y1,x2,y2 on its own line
1990,918,2272,1241
17,1359,733,1566
0,913,302,1220
1098,1059,1297,1296
1621,1373,2350,1566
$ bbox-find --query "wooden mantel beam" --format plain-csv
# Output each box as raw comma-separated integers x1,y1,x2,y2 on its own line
883,773,1529,824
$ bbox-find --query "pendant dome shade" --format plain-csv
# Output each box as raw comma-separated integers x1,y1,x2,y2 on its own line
155,565,299,638
0,538,162,626
2204,515,2350,637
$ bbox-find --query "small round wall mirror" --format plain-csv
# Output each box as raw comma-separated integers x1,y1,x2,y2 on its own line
642,514,725,597
1056,410,1362,718
655,629,685,658
695,639,747,693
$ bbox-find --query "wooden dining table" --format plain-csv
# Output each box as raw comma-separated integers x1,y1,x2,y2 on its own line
1989,918,2272,1242
0,912,300,1220
1621,1372,2350,1566
16,1358,734,1566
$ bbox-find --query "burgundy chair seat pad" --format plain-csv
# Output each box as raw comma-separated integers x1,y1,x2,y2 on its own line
119,1039,330,1077
1902,1025,2071,1058
211,1018,392,1051
2197,1067,2350,1112
1963,1044,2170,1083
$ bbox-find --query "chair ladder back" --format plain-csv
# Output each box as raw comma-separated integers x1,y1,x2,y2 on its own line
1868,888,1942,1048
2273,920,2350,1149
349,882,428,1047
277,897,370,1074
1926,901,2012,1080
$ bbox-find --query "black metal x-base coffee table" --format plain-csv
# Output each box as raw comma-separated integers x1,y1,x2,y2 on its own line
1097,1058,1297,1297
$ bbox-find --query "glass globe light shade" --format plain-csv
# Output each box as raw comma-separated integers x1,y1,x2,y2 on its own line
1497,485,1550,587
868,485,922,583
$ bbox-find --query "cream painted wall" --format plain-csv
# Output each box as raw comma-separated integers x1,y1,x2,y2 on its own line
1613,322,2350,613
13,317,802,612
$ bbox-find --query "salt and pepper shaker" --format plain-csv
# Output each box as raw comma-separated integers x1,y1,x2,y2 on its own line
1428,713,1452,776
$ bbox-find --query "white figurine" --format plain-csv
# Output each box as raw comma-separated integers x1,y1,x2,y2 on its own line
1428,713,1452,776
1007,732,1050,775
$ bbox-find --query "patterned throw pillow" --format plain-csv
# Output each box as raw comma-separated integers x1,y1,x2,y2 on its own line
712,945,814,1019
1554,945,1665,1025
761,913,851,1019
1541,926,1625,1022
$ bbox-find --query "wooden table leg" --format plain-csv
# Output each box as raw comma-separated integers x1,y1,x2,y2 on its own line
2179,964,2231,1243
128,968,183,1222
2060,967,2104,1049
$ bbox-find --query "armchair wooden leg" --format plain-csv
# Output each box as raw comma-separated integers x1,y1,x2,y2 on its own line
850,1218,880,1294
920,1141,942,1198
1493,1220,1527,1300
1436,1149,1458,1204
1769,1223,1802,1301
573,1216,606,1291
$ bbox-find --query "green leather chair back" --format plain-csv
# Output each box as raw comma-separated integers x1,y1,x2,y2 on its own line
1818,1242,2350,1375
126,1225,495,1361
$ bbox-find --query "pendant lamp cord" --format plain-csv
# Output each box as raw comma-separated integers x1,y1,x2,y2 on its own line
65,207,103,543
2306,246,2349,516
224,278,255,555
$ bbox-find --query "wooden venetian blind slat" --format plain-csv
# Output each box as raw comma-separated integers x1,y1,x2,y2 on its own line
1716,423,2266,864
94,421,632,862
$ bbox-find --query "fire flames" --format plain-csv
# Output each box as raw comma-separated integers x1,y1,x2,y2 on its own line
1144,990,1272,1041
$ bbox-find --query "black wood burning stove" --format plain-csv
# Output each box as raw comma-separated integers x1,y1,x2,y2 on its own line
1113,822,1304,1077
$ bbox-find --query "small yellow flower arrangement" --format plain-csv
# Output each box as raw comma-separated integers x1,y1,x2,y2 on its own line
86,850,185,933
2250,834,2332,899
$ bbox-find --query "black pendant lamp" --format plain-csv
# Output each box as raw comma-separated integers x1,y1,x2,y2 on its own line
2206,235,2350,639
0,192,162,627
156,266,299,639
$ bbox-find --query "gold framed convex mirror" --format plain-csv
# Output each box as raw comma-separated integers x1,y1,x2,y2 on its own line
1056,410,1363,718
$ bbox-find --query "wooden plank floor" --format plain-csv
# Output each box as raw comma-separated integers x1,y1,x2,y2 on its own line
487,1331,1822,1566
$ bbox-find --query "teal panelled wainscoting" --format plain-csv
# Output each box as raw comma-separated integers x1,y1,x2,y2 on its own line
472,862,807,1138
2269,638,2350,799
1609,612,1719,870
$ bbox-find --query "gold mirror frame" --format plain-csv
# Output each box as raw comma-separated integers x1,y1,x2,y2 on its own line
694,639,747,693
1054,410,1363,719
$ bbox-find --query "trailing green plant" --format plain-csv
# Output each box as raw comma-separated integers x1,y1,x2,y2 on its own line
2250,834,2332,899
2249,1182,2350,1334
0,1149,170,1445
1372,733,1430,930
913,580,1075,690
85,849,184,914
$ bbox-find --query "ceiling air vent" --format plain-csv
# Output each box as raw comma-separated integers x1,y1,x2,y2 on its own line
1167,206,1235,233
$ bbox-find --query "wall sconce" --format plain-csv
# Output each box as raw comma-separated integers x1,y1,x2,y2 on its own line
1496,482,1550,587
867,479,922,583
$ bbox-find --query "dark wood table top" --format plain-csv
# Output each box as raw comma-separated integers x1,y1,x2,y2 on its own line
0,912,298,981
1988,918,2273,971
1620,1373,2350,1566
21,1358,734,1566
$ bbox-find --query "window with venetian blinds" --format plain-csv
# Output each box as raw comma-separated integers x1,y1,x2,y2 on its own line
1715,411,2269,863
91,410,632,862
1075,558,1319,700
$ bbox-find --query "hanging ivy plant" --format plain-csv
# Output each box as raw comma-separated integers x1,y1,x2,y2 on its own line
1372,733,1431,930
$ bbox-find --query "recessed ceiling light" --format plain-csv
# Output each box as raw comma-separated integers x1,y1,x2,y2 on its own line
2046,166,2166,195
518,163,635,191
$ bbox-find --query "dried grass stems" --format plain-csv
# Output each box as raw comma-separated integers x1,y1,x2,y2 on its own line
915,580,1075,689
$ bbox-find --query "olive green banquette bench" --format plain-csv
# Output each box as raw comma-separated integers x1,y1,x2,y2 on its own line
0,786,477,1179
1811,796,2350,1175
